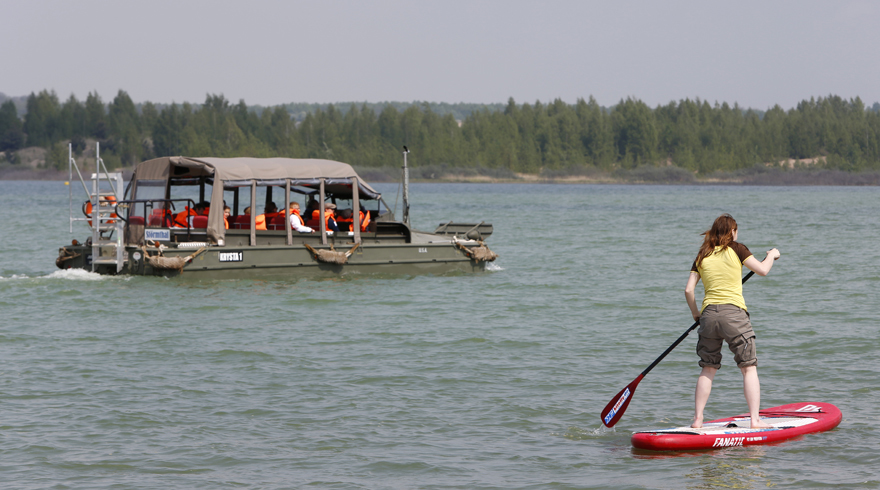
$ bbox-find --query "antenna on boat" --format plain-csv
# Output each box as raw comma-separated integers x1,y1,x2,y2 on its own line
402,146,410,226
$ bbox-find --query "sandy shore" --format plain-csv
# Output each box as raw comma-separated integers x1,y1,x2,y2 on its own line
3,166,878,186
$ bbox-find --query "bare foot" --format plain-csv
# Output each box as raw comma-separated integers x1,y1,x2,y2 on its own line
750,419,773,429
691,417,703,429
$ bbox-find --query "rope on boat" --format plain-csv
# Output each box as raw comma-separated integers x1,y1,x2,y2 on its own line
55,247,81,269
454,238,498,263
143,246,207,271
303,243,360,265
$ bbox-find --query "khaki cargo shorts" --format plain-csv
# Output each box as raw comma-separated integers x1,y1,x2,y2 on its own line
697,304,757,369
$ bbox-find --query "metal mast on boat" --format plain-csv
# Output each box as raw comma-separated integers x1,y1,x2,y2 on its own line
402,146,410,226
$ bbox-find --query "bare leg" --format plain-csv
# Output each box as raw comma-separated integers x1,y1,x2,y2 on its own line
741,365,772,428
693,366,717,428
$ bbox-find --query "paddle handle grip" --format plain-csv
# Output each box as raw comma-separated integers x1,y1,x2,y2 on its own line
640,270,756,377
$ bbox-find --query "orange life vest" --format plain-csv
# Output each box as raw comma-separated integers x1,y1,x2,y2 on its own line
173,207,197,228
360,210,371,232
254,214,267,230
83,196,117,227
311,209,336,230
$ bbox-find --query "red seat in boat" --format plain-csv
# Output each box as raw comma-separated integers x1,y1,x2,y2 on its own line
268,215,287,230
233,215,251,229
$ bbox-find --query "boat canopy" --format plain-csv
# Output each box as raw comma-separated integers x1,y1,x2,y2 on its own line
129,156,381,243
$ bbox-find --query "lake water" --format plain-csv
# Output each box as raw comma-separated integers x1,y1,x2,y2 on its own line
1,181,878,489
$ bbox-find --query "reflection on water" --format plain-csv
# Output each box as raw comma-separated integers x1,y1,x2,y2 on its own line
631,446,771,489
685,447,768,490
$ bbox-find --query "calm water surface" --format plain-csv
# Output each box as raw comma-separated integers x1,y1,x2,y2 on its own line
1,181,878,489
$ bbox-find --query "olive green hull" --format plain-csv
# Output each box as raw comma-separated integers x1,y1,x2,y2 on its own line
59,241,488,279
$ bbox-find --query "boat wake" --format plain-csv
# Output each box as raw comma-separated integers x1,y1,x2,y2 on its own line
0,274,32,281
486,262,504,272
1,269,122,281
46,269,128,281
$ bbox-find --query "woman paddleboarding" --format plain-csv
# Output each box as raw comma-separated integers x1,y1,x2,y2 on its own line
685,214,780,429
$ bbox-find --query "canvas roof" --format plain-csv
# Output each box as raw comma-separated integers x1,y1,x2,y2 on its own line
130,156,382,243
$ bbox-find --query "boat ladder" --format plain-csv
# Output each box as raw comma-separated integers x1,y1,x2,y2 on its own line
68,143,125,273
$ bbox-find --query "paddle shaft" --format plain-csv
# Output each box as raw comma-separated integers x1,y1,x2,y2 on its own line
639,270,755,378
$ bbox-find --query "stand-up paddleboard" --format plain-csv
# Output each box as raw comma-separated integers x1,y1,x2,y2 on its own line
631,402,841,451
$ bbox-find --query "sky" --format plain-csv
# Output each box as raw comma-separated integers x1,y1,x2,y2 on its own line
3,0,879,110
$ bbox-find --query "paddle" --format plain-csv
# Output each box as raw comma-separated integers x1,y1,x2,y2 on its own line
600,270,756,428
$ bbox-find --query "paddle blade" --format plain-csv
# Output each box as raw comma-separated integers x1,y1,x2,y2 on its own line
601,375,643,428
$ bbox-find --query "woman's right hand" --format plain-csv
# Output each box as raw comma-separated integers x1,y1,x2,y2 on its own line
767,248,781,260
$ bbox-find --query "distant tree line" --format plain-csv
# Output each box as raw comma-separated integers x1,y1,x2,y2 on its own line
278,101,506,122
2,90,879,174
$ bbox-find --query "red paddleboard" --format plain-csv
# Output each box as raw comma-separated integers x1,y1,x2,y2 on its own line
631,402,842,451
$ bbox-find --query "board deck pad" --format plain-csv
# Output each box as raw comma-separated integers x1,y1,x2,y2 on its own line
631,402,841,451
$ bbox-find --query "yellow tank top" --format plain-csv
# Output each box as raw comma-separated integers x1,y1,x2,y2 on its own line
692,242,753,312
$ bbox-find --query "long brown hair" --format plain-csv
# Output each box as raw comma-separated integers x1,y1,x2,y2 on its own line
695,214,737,267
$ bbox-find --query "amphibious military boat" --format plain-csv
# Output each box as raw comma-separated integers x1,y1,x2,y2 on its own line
57,147,497,278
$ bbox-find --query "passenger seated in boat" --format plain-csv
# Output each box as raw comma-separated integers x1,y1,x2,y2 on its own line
254,209,267,230
234,206,266,230
335,207,371,232
264,202,281,221
172,202,206,228
304,198,319,220
190,202,209,227
223,206,231,230
286,201,314,233
307,202,339,232
172,204,197,228
336,208,354,231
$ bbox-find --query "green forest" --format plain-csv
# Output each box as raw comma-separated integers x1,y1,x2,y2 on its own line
2,90,879,180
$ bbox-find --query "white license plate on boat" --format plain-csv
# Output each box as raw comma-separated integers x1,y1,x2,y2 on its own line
219,252,243,262
145,229,170,241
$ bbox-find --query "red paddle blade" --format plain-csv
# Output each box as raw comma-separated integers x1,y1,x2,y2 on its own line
601,375,643,427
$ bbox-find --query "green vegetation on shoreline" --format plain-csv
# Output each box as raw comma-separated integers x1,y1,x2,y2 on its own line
2,90,879,184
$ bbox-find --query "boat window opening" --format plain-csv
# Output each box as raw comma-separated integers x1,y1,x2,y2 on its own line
167,181,202,213
256,186,271,215
265,185,277,212
134,186,169,224
222,188,236,216
131,180,166,220
202,181,213,208
242,184,254,216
